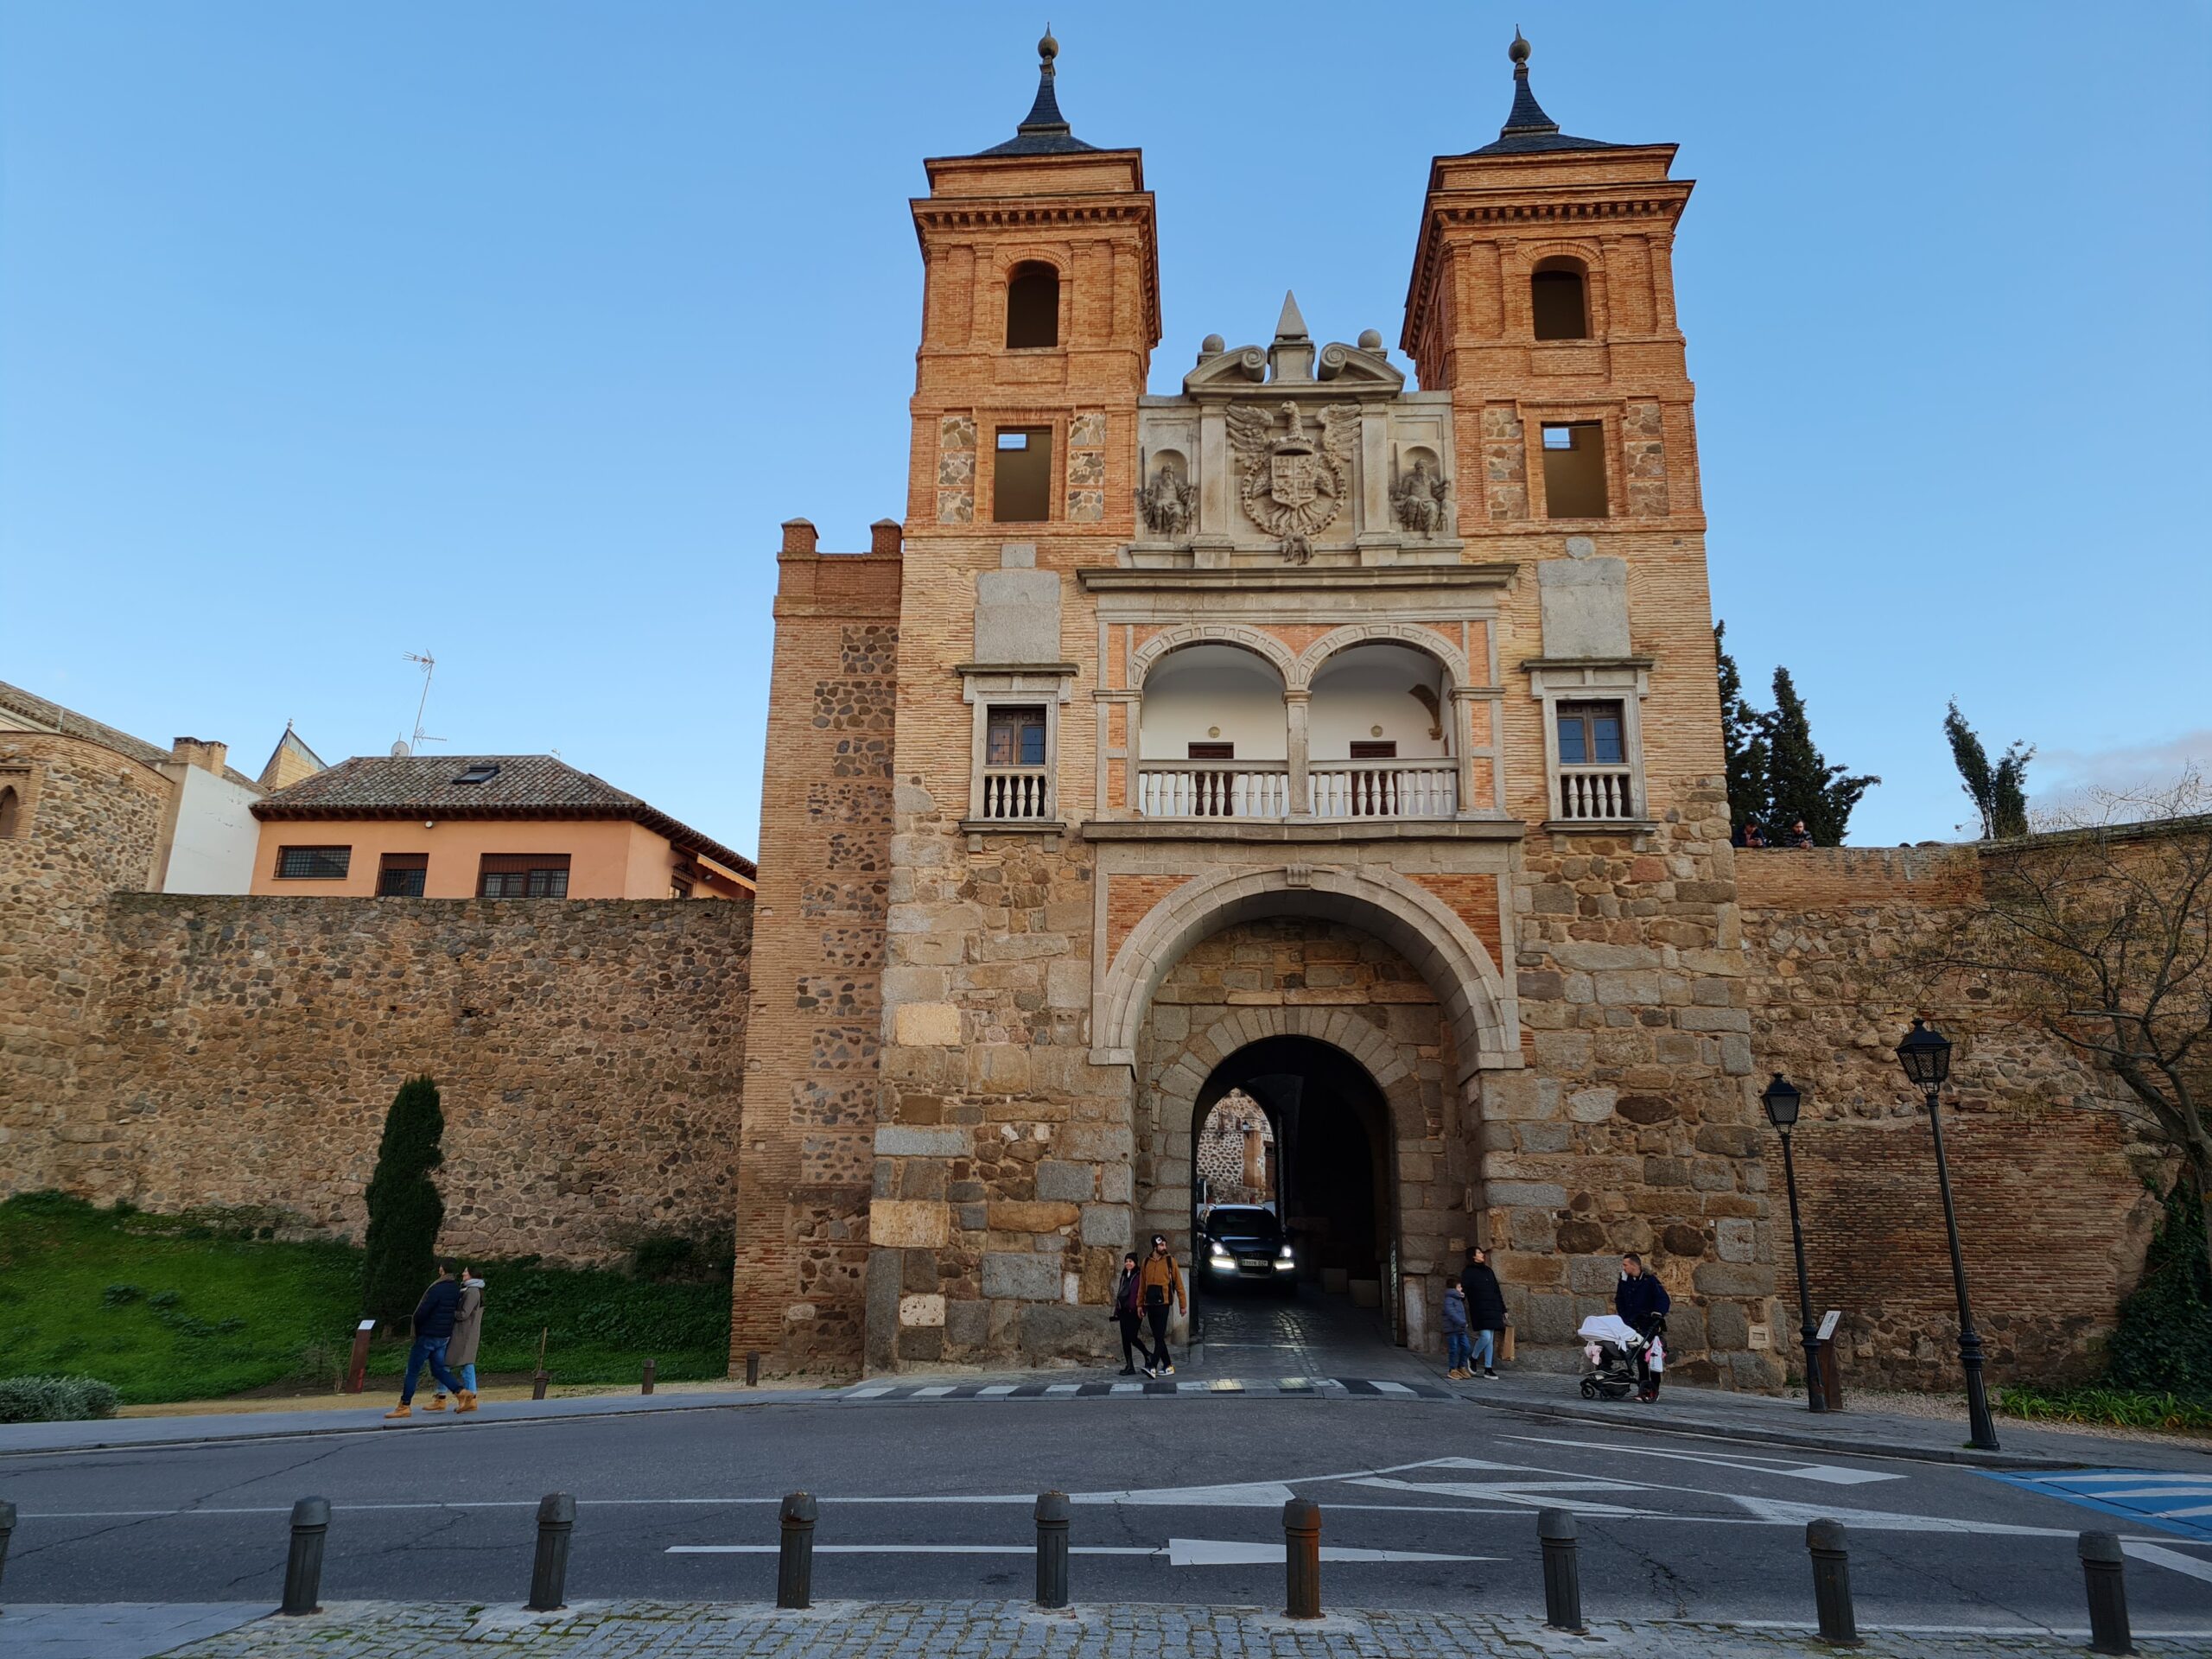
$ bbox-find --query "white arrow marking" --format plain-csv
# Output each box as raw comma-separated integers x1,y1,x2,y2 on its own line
2124,1541,2212,1584
1350,1477,1657,1517
1074,1480,1297,1508
670,1544,1155,1556
1501,1434,1901,1486
1166,1537,1493,1567
1732,1497,2077,1536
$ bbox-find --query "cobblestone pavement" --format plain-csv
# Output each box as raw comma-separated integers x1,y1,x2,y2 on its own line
159,1599,2212,1659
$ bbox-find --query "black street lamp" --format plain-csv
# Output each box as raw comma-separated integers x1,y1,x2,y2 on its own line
1895,1017,1999,1451
1759,1073,1825,1414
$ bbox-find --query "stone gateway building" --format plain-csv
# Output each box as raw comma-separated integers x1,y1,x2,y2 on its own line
729,35,2164,1386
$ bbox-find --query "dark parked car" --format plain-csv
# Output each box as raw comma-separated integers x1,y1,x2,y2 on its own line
1199,1205,1296,1296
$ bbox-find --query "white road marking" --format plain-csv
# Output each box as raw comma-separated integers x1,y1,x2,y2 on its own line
1075,1480,1298,1508
666,1541,1495,1566
2156,1503,2212,1519
2021,1471,2205,1485
1164,1538,1493,1567
2124,1541,2212,1584
910,1386,956,1398
1500,1434,1901,1486
1732,1497,2078,1536
1109,1382,1143,1395
2079,1485,2212,1501
1349,1476,1657,1517
1370,1381,1416,1396
844,1386,893,1399
976,1385,1017,1397
1044,1383,1080,1396
670,1544,1156,1556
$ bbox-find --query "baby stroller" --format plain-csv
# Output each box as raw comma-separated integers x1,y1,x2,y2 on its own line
1577,1314,1655,1400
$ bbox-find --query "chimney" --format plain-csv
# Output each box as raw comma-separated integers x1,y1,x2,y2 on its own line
170,737,228,774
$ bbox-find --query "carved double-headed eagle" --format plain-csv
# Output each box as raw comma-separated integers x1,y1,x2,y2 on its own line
1227,400,1360,563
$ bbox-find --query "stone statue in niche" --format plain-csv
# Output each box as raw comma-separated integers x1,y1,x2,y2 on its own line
1392,455,1450,536
1227,401,1358,562
1137,461,1197,538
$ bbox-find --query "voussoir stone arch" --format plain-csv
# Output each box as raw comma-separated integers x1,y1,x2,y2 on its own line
1294,622,1470,692
1153,1004,1425,1135
1091,861,1519,1083
1129,625,1297,692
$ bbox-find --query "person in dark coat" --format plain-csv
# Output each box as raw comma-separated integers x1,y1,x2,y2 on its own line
386,1260,467,1419
1615,1252,1672,1402
1460,1248,1508,1379
1109,1252,1145,1376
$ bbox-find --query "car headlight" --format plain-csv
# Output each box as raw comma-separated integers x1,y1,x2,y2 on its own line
1209,1246,1233,1263
1277,1244,1294,1260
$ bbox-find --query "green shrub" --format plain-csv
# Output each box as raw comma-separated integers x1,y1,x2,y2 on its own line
2106,1179,2212,1395
0,1373,122,1423
361,1075,445,1324
101,1283,143,1306
2001,1383,2212,1433
148,1289,181,1310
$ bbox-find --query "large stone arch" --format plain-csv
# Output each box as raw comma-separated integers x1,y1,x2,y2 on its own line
1128,624,1298,691
1091,862,1519,1083
1293,621,1470,692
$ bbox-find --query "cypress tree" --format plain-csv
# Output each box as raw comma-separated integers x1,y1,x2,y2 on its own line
1764,666,1878,846
361,1074,446,1324
1713,622,1770,833
1942,699,2033,840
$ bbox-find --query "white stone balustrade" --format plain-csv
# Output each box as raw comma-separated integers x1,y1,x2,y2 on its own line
1556,765,1637,822
978,766,1052,822
1307,760,1457,819
1135,761,1294,819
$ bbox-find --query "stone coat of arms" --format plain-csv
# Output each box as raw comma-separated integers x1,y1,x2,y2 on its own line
1227,401,1359,562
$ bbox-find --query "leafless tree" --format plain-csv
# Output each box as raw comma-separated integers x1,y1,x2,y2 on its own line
1937,774,2212,1255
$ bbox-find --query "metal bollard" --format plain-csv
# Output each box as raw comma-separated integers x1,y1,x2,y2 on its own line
1806,1518,1858,1647
2079,1530,2133,1656
279,1497,330,1616
1282,1497,1321,1619
641,1358,656,1395
777,1492,817,1610
526,1493,575,1612
1034,1491,1071,1610
0,1497,16,1601
1538,1509,1584,1634
746,1351,761,1388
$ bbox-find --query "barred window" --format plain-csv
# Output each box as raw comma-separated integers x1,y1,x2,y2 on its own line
479,853,570,899
276,845,351,880
377,853,428,897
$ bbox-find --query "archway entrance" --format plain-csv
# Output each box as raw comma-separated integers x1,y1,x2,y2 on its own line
1185,1034,1406,1366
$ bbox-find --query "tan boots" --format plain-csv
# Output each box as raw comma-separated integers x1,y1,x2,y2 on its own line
422,1393,448,1412
384,1402,411,1419
455,1389,479,1414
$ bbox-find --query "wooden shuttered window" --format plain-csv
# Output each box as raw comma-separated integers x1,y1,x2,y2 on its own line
478,853,571,899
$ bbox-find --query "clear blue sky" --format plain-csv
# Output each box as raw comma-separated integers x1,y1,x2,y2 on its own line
4,3,2206,855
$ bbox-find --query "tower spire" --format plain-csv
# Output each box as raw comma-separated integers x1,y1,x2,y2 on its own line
976,25,1099,156
1500,29,1560,138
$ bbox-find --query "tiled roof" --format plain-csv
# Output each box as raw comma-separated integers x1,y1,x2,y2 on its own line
971,35,1099,158
0,678,261,789
254,753,756,880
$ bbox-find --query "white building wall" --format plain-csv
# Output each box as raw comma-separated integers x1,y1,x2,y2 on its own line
162,765,263,893
1307,645,1450,760
1137,645,1288,760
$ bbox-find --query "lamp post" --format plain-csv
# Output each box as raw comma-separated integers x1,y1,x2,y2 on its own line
1895,1018,1999,1452
1760,1073,1825,1414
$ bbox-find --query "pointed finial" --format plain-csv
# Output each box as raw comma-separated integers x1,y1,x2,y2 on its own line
1498,29,1560,137
1510,27,1530,66
1274,289,1310,341
1039,23,1058,66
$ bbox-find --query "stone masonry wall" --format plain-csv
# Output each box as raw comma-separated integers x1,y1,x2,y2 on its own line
18,893,752,1266
1740,846,2164,1391
0,732,170,1182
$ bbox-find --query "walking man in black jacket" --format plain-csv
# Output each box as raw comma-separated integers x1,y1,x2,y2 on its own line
385,1260,467,1420
1460,1247,1508,1379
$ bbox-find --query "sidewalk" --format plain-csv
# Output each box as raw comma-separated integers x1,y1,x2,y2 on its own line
19,1597,2206,1659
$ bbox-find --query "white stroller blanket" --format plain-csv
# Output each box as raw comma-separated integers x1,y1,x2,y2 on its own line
1577,1314,1644,1349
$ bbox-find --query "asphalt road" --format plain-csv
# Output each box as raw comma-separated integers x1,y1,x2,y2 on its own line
6,1395,2212,1634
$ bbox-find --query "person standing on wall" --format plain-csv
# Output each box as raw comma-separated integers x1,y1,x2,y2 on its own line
1615,1251,1672,1402
385,1260,467,1420
435,1266,485,1414
1109,1251,1146,1376
1462,1246,1508,1380
1137,1232,1185,1378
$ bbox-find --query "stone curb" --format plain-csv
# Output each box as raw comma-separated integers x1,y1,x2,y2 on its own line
1460,1389,2096,1471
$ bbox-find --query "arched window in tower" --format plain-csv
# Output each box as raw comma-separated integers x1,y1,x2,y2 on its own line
1005,262,1061,349
0,785,19,840
1530,258,1590,340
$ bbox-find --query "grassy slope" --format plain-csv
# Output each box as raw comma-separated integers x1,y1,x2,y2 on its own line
0,1194,730,1404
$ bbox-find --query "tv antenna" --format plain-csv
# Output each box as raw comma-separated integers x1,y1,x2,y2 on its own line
398,652,444,757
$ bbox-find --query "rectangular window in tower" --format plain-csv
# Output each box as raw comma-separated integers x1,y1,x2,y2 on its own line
1556,701,1626,766
993,427,1053,523
1541,422,1609,518
987,706,1048,767
376,853,429,897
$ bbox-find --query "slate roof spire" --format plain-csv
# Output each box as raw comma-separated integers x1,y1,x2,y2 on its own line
978,26,1100,157
1469,30,1626,157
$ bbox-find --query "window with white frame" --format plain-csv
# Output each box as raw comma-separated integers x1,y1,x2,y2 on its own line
964,678,1066,827
1529,667,1649,827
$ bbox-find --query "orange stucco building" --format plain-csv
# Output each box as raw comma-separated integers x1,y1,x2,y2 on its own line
250,753,753,900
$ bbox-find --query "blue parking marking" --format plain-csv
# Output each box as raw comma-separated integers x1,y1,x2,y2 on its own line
1981,1466,2212,1542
